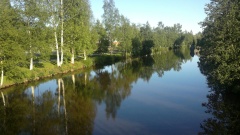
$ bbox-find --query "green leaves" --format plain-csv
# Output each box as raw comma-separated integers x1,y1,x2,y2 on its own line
199,0,240,92
0,0,195,85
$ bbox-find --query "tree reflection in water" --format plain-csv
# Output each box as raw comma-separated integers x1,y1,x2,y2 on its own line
199,56,240,134
0,47,194,134
199,85,240,134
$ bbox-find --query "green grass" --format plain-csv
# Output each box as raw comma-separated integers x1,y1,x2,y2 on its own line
0,54,123,89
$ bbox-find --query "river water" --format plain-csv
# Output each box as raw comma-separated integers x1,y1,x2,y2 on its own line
0,51,211,135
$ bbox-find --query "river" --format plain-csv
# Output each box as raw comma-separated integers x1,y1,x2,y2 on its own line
0,50,211,135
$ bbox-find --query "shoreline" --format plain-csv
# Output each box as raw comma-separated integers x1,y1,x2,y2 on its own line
0,62,90,90
0,55,123,90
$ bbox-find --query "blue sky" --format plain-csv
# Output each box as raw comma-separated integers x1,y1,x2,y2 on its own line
90,0,210,34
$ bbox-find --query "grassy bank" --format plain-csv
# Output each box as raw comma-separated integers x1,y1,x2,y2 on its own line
0,54,122,89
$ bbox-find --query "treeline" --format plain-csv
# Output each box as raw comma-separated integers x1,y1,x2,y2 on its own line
0,0,195,86
198,0,240,93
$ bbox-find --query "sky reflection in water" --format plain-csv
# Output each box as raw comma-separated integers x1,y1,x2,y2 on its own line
0,53,211,135
93,56,210,135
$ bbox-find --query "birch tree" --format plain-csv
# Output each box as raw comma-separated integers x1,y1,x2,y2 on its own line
60,0,64,65
17,0,38,70
47,0,61,66
64,0,93,63
0,60,3,87
14,0,49,70
119,15,134,57
102,0,120,54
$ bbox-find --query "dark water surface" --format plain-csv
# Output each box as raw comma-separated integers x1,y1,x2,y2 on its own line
0,52,211,135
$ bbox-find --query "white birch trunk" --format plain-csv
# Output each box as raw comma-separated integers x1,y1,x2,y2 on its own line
72,74,75,84
84,72,87,85
55,31,60,67
83,50,87,60
71,48,74,64
60,47,63,65
30,57,33,70
1,92,5,106
1,67,3,87
28,30,33,70
60,0,64,66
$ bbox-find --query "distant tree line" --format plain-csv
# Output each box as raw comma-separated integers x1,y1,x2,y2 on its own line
0,0,195,85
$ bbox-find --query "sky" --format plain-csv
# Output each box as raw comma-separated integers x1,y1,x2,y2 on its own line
90,0,210,34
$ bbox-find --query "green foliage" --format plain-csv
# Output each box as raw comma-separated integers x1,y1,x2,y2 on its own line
0,0,195,87
199,0,240,92
93,20,109,53
93,54,122,67
102,0,120,54
64,0,94,59
132,37,142,57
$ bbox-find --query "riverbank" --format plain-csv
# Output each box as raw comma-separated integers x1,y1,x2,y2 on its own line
0,55,122,90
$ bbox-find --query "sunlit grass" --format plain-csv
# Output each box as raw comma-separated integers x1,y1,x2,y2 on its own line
0,54,123,89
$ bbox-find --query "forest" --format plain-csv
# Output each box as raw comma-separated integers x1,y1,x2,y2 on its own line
0,0,196,88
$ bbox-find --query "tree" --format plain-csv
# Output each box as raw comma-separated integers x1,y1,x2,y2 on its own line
153,21,167,53
102,0,120,54
93,19,108,53
0,0,27,81
46,0,61,66
15,0,48,70
118,15,133,57
140,22,154,55
60,0,64,65
131,23,141,57
64,0,93,62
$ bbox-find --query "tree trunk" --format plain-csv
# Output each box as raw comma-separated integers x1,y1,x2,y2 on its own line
1,67,3,87
55,31,60,67
60,47,63,65
84,50,87,60
30,57,33,70
28,30,33,70
72,74,75,84
60,0,64,65
71,48,74,64
84,72,87,85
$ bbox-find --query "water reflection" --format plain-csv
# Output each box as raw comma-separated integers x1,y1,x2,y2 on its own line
199,54,240,134
0,48,197,134
200,90,240,134
198,75,240,134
